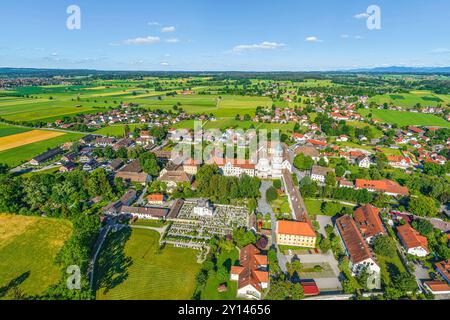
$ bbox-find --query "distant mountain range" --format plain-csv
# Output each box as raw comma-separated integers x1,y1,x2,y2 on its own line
347,66,450,73
0,66,450,76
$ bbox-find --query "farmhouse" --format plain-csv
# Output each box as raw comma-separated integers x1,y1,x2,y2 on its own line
387,155,412,169
354,204,385,244
397,224,429,257
336,215,380,276
230,244,269,300
276,220,317,248
29,147,63,166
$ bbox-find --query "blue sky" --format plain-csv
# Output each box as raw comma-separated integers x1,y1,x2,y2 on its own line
1,0,449,71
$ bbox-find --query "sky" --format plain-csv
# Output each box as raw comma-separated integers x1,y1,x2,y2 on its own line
1,0,450,71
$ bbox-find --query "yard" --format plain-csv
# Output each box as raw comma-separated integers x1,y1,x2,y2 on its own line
0,214,72,297
95,227,201,300
201,248,240,300
376,253,406,286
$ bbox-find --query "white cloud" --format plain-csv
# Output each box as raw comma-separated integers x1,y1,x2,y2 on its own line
148,22,160,27
354,12,369,19
354,35,363,40
305,36,322,43
232,41,286,53
123,36,160,45
160,62,169,66
166,38,180,43
161,26,176,33
341,34,350,39
431,48,450,54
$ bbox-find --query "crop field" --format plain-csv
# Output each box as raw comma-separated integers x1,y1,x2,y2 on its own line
0,130,65,152
96,228,201,300
0,123,31,138
359,109,450,128
0,132,83,167
0,214,72,297
368,90,450,108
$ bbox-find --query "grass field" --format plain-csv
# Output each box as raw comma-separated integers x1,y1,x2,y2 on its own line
0,123,31,138
0,130,65,152
96,228,201,300
359,109,450,128
368,90,450,108
376,253,406,286
0,132,83,167
0,214,72,297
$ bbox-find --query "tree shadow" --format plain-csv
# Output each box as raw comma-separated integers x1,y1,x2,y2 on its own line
0,271,30,299
387,262,401,278
94,227,133,294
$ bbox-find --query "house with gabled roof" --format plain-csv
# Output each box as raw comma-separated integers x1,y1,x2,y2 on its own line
230,244,269,300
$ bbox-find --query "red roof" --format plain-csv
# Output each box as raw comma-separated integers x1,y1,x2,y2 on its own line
277,220,316,238
301,281,320,296
147,194,165,202
308,139,327,147
355,179,409,196
354,204,385,239
397,224,429,253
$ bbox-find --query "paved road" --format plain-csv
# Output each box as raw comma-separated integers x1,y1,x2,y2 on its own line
258,180,287,273
135,186,148,206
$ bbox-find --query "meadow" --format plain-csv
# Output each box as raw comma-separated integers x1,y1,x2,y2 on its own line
95,228,201,300
359,109,450,128
0,214,72,297
368,90,450,108
0,123,31,138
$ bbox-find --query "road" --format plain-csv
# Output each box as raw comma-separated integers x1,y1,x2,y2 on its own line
316,215,333,238
258,180,287,273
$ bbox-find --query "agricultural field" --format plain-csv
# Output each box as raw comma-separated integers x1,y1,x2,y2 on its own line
368,90,450,108
0,123,31,138
0,214,72,297
95,228,201,300
94,124,146,137
0,130,65,152
359,109,450,128
0,132,84,167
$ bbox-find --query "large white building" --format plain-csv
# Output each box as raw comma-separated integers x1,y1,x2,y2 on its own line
193,199,215,216
207,143,292,179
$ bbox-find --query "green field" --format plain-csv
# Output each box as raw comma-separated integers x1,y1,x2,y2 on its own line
376,253,406,286
0,132,84,167
96,228,201,300
0,214,72,298
360,109,450,128
0,123,31,137
368,90,450,108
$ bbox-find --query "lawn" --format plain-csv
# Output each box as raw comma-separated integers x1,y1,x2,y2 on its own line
95,228,201,300
0,214,72,297
304,199,354,218
376,253,406,286
359,109,450,128
271,196,291,215
201,248,240,300
0,132,84,167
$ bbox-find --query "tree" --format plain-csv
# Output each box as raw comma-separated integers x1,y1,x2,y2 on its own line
335,166,346,178
290,283,304,300
408,195,438,217
139,153,160,177
392,273,417,294
266,187,278,203
322,202,341,216
373,236,397,258
293,154,314,171
273,179,282,189
412,219,434,237
325,172,336,187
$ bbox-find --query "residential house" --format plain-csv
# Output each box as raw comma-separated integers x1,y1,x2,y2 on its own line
310,166,335,184
230,244,269,300
116,159,151,184
147,194,165,205
397,224,429,257
435,260,450,284
29,147,63,166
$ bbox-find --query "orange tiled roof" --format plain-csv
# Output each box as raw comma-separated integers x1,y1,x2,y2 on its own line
336,215,373,265
277,220,316,237
397,224,429,253
354,204,385,239
233,245,269,292
355,179,409,196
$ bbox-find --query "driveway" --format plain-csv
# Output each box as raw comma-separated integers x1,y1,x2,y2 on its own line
316,215,333,238
258,180,287,273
